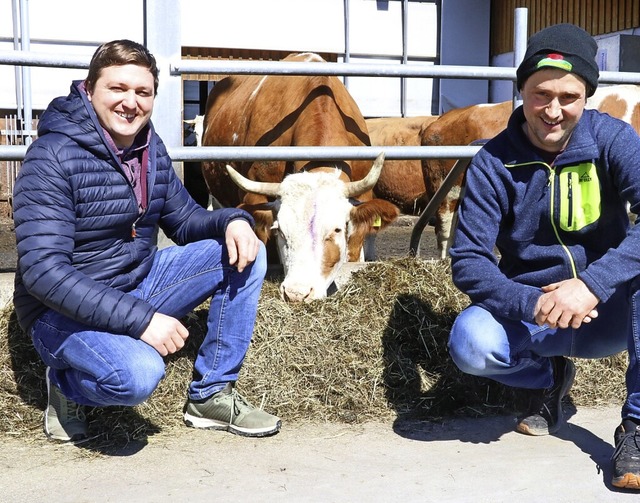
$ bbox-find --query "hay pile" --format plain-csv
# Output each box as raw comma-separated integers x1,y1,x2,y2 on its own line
0,258,626,446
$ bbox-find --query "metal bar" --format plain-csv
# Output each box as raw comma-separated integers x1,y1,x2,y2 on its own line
1,51,638,85
145,0,183,179
170,58,517,80
0,145,482,162
408,157,471,257
19,0,33,146
11,0,23,122
513,7,528,108
408,139,488,257
0,49,90,68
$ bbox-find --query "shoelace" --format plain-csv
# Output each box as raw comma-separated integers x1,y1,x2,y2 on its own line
611,427,640,462
67,399,87,423
227,389,253,425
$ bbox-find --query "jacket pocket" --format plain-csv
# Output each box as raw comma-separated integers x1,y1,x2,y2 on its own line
558,162,601,232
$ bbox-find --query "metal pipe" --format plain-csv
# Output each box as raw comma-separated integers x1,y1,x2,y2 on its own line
0,50,91,68
401,0,408,116
513,7,528,108
343,0,350,88
0,144,483,162
168,59,517,79
1,51,638,85
11,0,23,121
19,0,33,145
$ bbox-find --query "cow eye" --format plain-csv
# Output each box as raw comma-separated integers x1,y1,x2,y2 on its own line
334,228,342,234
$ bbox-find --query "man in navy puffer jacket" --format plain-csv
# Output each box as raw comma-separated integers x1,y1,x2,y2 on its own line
447,24,640,489
13,40,281,442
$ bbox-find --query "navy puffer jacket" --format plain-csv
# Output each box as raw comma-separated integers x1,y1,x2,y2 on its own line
13,81,253,337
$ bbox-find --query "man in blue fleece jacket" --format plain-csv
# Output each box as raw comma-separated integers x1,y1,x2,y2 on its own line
448,23,640,490
13,40,281,443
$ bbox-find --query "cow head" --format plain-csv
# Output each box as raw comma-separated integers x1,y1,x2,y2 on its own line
226,153,398,302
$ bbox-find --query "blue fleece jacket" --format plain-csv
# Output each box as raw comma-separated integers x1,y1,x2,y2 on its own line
450,106,640,323
13,81,254,336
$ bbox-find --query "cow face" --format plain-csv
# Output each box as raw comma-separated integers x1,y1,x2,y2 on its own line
273,172,354,301
225,153,393,302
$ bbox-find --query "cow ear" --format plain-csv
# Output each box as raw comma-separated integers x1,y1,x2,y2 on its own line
350,199,400,231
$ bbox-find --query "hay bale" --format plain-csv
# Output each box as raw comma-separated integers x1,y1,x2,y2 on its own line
0,258,626,446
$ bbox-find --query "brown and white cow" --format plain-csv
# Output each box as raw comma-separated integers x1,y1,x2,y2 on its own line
420,101,512,258
366,116,439,215
420,84,640,259
200,52,399,302
585,84,640,132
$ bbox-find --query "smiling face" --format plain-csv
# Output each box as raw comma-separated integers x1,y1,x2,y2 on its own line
86,64,155,148
521,68,587,153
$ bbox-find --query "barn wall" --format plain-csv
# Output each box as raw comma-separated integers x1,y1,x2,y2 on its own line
491,0,640,56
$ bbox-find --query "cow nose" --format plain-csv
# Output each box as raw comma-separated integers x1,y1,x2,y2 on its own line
281,284,315,303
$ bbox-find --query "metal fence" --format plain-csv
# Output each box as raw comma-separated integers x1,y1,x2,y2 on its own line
1,7,640,253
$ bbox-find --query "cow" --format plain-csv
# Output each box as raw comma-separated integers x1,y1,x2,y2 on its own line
420,84,640,259
200,52,400,302
365,116,439,215
420,101,512,258
585,84,640,132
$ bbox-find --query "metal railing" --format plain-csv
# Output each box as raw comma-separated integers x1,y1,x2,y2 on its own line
1,8,640,255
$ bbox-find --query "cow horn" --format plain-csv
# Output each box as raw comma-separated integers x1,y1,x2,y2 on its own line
225,165,281,197
344,152,385,198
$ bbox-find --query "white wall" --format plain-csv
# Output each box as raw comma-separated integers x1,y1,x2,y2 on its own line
0,0,144,109
1,0,441,116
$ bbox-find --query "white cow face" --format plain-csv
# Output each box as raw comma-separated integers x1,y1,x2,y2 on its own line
273,171,353,302
224,153,385,302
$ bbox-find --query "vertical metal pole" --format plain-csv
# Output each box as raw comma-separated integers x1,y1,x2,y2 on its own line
513,7,528,108
401,0,408,117
19,0,33,145
343,0,350,88
144,0,183,179
11,0,23,122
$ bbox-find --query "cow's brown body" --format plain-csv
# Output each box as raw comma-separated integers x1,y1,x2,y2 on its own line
201,53,395,251
366,116,439,215
200,52,399,301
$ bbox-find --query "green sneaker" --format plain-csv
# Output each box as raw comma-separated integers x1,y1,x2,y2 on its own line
184,383,281,437
44,368,89,443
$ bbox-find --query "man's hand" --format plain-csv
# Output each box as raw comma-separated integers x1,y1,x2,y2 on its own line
534,278,599,329
225,219,261,272
140,312,189,356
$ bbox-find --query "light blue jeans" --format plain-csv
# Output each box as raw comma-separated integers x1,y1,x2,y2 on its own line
448,281,640,420
30,239,267,407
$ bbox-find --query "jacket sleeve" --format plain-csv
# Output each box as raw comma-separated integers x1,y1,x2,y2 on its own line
579,124,640,302
449,154,542,323
155,146,255,244
13,141,156,338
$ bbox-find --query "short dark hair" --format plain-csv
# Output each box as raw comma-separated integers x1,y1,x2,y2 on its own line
85,39,159,95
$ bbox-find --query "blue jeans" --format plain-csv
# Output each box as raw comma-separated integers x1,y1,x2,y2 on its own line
448,281,640,420
30,239,267,407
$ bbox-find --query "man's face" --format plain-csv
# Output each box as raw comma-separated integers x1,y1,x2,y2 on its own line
521,68,587,153
87,64,155,148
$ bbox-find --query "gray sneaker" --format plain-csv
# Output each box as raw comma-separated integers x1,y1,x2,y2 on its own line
44,368,88,443
184,383,281,437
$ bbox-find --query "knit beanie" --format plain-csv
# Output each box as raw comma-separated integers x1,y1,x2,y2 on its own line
516,23,599,96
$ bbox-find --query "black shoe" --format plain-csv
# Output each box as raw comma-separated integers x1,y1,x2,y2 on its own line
612,419,640,490
516,356,576,436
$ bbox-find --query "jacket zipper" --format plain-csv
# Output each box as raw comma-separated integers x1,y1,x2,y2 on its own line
567,173,573,227
548,166,578,278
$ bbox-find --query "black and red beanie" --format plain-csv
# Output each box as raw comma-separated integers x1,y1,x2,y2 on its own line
516,23,599,96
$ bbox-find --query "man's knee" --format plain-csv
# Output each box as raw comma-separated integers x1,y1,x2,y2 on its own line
448,308,503,377
100,356,165,406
